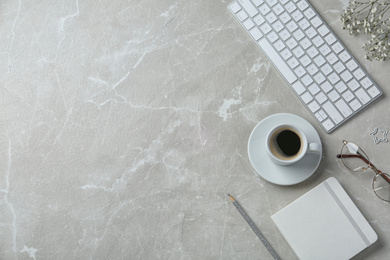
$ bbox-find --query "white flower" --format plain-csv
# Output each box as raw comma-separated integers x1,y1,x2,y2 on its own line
341,0,390,61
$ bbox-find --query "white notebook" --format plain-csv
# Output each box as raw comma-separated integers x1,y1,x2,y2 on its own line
271,177,377,260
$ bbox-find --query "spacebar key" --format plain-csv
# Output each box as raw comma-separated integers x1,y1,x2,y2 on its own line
258,38,297,84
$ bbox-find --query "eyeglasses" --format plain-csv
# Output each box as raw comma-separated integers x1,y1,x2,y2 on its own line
337,140,390,202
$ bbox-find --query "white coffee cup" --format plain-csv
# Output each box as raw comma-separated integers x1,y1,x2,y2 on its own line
266,124,321,166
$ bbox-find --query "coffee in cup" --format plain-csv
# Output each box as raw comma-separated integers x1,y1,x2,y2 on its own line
266,124,321,165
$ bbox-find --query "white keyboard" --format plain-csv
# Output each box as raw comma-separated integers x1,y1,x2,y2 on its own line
229,0,383,133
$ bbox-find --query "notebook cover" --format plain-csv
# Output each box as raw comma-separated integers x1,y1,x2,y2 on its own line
271,177,377,260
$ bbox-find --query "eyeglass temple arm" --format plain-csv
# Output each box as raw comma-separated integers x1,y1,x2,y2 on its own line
336,154,370,164
336,154,390,184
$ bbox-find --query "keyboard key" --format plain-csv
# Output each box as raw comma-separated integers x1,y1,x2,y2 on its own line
318,24,329,36
266,0,277,7
293,29,305,41
325,34,336,44
301,92,313,103
259,4,271,15
273,4,284,15
305,27,317,38
300,55,311,66
321,81,332,93
315,109,328,122
286,21,298,33
368,86,380,97
243,19,255,29
294,65,306,77
273,21,284,32
312,35,324,47
314,55,326,66
292,10,304,21
355,88,370,104
361,77,372,89
307,64,318,75
292,81,305,94
287,57,299,68
349,99,362,111
293,46,304,58
328,72,340,84
252,0,264,6
328,90,340,102
332,42,344,53
261,23,272,34
308,100,320,112
353,68,365,80
300,37,312,49
326,53,338,65
297,0,309,10
323,101,343,124
286,38,298,49
335,82,347,93
339,50,351,62
321,64,332,75
230,3,241,13
236,10,249,21
304,8,316,19
311,16,322,28
258,38,297,83
274,40,286,51
346,60,358,71
348,79,360,91
340,70,353,82
239,0,258,17
309,84,320,95
250,27,263,40
298,19,310,30
266,12,278,24
315,92,328,104
319,45,331,56
342,90,354,102
322,119,335,131
281,48,292,60
334,61,345,73
253,14,266,25
302,74,313,86
314,72,326,84
307,46,319,58
335,99,353,117
267,31,279,42
286,2,297,13
279,11,291,23
280,29,291,40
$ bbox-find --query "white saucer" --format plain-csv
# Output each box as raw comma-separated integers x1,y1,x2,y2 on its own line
248,113,322,186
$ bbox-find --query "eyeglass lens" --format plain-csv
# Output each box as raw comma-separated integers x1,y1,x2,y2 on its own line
373,173,390,202
341,142,390,202
341,143,370,172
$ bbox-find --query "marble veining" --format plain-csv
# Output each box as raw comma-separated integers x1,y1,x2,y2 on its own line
1,0,390,259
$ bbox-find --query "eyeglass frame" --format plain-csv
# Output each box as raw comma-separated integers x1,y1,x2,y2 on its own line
336,140,390,202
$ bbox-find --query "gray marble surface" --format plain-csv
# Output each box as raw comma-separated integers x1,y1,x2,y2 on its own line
1,0,390,259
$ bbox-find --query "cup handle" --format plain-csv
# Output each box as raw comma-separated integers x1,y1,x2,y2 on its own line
308,143,321,153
